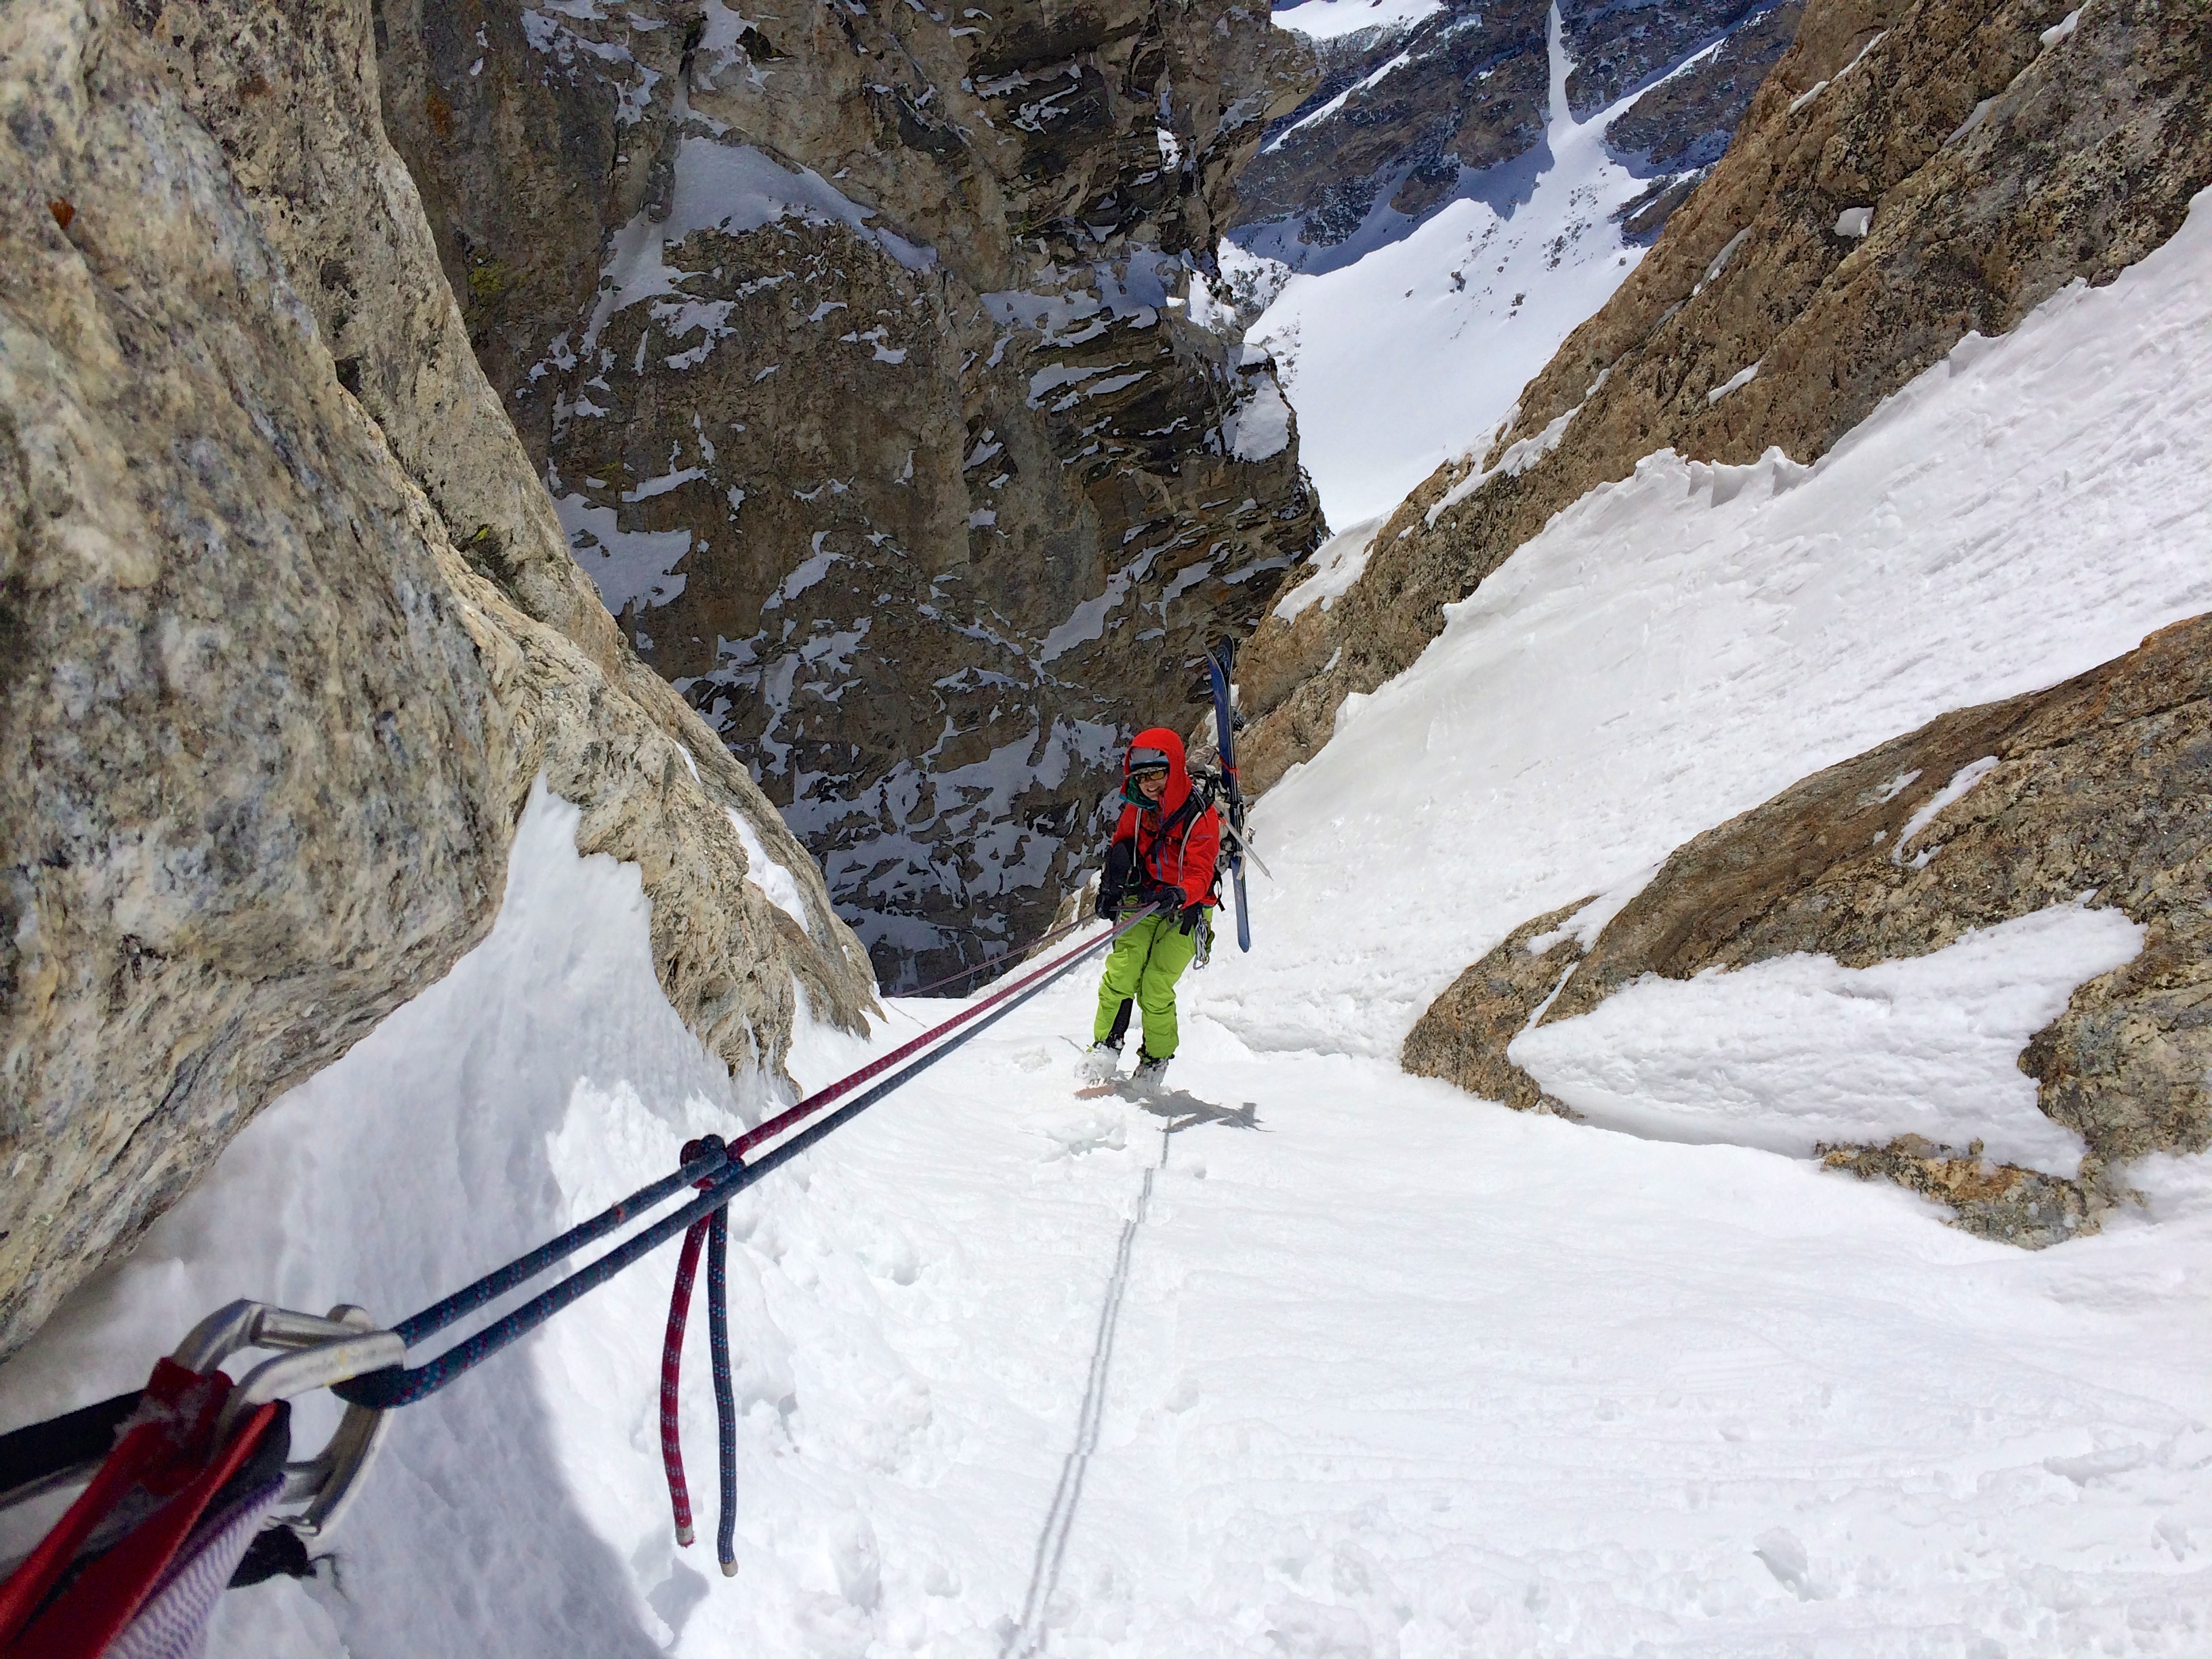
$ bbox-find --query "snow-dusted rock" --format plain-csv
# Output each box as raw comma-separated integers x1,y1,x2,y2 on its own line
1405,613,2212,1246
1399,900,1590,1116
1240,0,1802,258
372,0,1325,989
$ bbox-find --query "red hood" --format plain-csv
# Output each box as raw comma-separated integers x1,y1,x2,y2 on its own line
1124,726,1193,816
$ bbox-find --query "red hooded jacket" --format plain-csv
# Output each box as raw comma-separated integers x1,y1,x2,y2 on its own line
1112,727,1221,909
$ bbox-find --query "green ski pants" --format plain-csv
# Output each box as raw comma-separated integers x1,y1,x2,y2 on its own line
1093,910,1204,1060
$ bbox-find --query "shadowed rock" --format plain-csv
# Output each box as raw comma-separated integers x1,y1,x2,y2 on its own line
371,0,1326,989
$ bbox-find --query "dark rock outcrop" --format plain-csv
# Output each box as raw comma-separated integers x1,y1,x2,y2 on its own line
1404,614,2212,1246
373,0,1325,988
1234,0,2212,797
1,0,876,1357
1603,0,1807,177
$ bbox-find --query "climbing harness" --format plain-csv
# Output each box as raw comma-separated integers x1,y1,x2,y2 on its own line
0,1303,399,1659
0,903,1160,1655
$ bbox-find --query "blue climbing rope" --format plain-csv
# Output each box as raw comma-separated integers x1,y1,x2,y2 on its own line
333,904,1158,1412
706,1205,737,1575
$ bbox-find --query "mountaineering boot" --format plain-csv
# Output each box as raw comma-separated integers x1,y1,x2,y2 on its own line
1128,1052,1170,1099
1076,1041,1121,1084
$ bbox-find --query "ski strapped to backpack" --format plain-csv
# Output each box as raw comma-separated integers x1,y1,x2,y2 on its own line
0,902,1162,1654
1204,642,1254,952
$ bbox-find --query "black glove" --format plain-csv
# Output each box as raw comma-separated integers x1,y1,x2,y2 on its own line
1139,879,1182,913
1096,841,1135,918
1176,902,1208,935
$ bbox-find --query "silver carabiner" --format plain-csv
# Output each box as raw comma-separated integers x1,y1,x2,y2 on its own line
171,1299,403,1540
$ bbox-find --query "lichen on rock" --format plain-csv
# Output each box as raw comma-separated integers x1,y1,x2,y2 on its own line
1399,901,1590,1118
1816,1136,2104,1250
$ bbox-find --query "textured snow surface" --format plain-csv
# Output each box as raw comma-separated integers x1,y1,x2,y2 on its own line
1271,0,1444,42
1273,512,1387,619
1223,375,1295,461
1207,190,2212,1063
1512,903,2144,1174
2,191,2209,1659
1237,5,1658,524
3,802,2208,1655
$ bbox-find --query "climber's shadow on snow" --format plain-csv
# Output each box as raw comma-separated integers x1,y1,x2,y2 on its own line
1137,1091,1261,1134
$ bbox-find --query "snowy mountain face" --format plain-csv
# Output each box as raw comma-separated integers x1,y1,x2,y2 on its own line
1245,0,1799,253
5,211,2207,1648
1214,0,1801,527
1233,0,2212,799
5,0,2211,1652
374,0,1324,991
1221,0,2212,1238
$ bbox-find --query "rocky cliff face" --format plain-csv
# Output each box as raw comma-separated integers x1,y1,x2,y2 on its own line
0,0,876,1357
371,0,1324,989
1232,0,2212,796
1404,614,2212,1246
1235,0,1802,262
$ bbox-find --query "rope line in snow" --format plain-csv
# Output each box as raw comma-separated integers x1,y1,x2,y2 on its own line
1005,1125,1170,1658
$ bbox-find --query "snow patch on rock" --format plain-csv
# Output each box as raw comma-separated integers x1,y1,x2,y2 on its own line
1511,902,2142,1173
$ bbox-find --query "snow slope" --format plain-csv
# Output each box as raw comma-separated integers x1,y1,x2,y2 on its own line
2,176,2209,1659
1205,190,2212,1070
1231,5,1662,525
4,804,2209,1658
1510,903,2144,1174
1272,0,1445,44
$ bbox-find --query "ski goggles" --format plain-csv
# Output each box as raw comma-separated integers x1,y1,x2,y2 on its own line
1126,747,1171,775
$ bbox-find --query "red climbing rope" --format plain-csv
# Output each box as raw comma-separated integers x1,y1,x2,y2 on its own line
659,1134,740,1574
659,1218,708,1550
730,906,1155,1163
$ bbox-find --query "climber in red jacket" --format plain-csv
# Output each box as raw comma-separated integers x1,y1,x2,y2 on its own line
1079,726,1219,1093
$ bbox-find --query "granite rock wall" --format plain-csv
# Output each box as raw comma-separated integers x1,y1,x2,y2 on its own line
0,0,876,1356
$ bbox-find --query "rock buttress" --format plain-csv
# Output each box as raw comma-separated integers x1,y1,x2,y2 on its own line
1405,614,2212,1247
0,0,876,1358
373,0,1325,990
